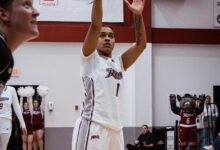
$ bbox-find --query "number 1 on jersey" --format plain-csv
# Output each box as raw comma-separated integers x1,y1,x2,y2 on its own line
116,83,120,97
0,103,3,109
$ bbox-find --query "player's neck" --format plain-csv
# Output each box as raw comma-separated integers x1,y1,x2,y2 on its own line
97,50,112,58
3,29,27,52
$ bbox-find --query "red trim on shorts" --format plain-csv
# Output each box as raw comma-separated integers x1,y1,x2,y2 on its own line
75,118,83,150
81,77,86,117
85,79,95,150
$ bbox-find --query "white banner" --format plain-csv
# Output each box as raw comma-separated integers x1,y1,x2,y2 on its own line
214,0,220,27
34,0,124,22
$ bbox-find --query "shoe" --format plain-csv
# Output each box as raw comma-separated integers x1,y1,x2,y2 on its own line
203,145,213,150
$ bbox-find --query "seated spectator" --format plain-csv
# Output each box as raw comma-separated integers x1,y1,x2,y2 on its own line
127,125,154,150
204,132,220,150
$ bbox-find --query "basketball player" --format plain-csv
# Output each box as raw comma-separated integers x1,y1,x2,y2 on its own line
32,99,44,150
0,84,27,150
0,0,39,84
72,0,146,150
20,98,33,150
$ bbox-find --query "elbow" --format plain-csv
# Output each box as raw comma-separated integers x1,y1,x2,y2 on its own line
137,43,146,52
142,43,146,50
140,42,146,50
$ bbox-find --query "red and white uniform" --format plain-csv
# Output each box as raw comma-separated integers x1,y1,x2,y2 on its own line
0,86,26,130
179,110,197,147
72,51,124,150
21,110,33,135
0,86,25,150
32,108,43,131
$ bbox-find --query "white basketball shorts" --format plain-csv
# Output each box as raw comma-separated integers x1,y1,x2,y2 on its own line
72,117,124,150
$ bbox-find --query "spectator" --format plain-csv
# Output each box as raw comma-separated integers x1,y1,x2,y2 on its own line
127,125,154,150
204,132,220,150
196,99,204,150
202,96,219,147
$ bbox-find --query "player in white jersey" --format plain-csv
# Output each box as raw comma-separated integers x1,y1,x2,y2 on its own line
72,0,146,150
0,82,27,150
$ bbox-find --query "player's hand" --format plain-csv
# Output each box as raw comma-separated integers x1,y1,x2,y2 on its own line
134,140,139,145
124,0,146,15
22,128,27,135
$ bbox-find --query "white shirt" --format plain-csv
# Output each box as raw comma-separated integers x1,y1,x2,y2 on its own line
0,86,26,128
196,113,204,129
203,104,218,117
80,51,124,131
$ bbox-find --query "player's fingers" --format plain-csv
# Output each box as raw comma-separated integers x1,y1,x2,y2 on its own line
23,128,27,135
124,0,131,7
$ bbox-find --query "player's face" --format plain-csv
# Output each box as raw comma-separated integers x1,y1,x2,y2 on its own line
97,27,115,57
23,102,29,110
33,100,39,109
142,126,148,134
7,0,40,41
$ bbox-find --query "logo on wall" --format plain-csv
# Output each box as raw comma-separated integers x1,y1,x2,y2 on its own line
39,0,58,6
217,14,220,23
214,0,220,27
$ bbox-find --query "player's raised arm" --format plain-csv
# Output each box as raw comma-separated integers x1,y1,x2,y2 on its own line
122,0,146,71
82,0,103,56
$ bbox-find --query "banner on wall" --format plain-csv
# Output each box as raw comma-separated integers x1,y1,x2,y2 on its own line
214,0,220,27
34,0,124,22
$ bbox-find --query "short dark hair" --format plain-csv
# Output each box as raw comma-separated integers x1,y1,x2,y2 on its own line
102,25,115,38
23,101,28,105
206,95,211,99
0,0,14,9
142,124,148,129
33,99,39,103
23,97,27,102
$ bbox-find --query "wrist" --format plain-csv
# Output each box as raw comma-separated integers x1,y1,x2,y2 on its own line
134,14,142,17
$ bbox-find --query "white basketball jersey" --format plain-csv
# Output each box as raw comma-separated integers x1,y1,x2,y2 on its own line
0,86,25,128
80,50,124,131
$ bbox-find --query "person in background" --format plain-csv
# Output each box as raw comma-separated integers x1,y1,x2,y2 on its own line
202,96,219,148
126,125,154,150
32,98,44,150
20,97,33,150
204,132,220,150
196,99,204,150
0,84,27,150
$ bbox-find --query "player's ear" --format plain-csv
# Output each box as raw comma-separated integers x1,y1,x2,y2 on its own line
0,8,10,23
